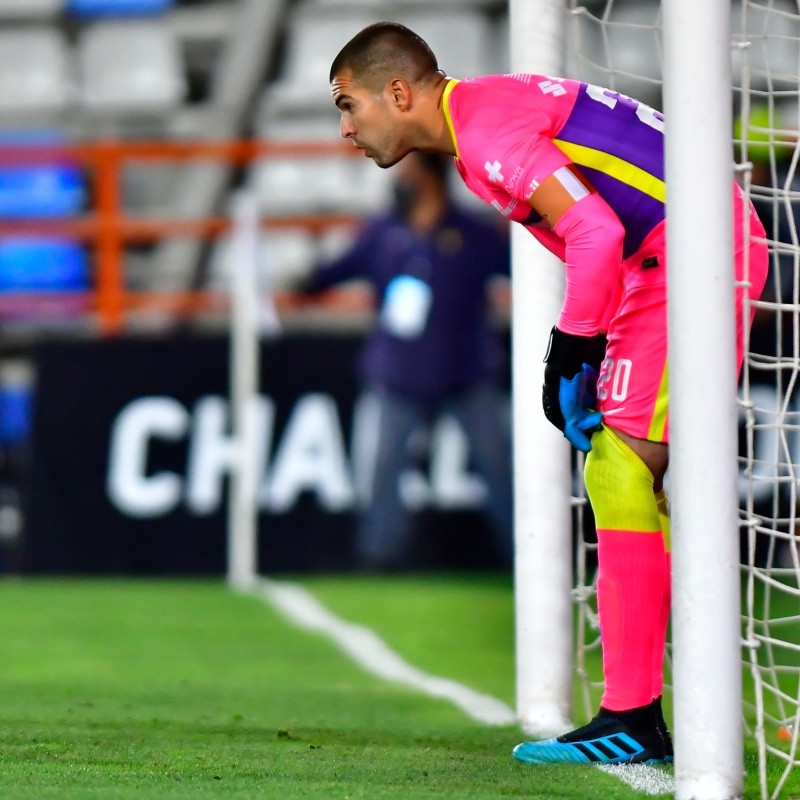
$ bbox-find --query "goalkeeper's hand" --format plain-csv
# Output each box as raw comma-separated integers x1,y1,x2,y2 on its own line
542,326,607,452
559,365,603,452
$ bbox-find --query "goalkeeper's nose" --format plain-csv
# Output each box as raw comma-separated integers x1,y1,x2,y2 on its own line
340,117,356,139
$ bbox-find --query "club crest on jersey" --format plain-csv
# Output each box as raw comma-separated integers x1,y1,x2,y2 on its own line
538,79,566,96
485,160,504,184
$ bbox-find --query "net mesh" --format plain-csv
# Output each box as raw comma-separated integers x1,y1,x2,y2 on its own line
564,2,800,797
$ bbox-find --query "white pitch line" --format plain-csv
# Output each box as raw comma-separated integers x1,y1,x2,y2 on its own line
598,764,675,796
257,578,674,796
259,578,515,725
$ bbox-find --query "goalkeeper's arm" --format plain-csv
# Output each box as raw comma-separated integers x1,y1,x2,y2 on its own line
527,165,625,450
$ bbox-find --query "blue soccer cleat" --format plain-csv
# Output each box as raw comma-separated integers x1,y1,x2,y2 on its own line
513,707,671,766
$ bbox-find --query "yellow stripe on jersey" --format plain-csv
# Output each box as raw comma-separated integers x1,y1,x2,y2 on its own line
442,79,461,160
647,361,669,441
553,138,666,203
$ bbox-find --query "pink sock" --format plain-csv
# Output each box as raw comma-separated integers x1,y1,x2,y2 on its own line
597,528,667,711
651,550,671,699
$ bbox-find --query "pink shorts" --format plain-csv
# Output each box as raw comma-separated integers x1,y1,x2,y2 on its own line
596,188,769,442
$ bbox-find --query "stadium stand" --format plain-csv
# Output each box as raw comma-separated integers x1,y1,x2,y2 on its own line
142,0,288,296
306,0,504,8
78,20,187,120
0,28,76,126
67,0,175,15
0,133,85,218
0,0,65,19
0,129,90,326
0,0,528,319
261,2,499,117
0,239,89,300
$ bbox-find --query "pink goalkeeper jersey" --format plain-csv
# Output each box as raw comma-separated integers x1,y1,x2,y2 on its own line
441,74,667,263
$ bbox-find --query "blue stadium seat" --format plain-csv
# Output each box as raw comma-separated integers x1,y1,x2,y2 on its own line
67,0,174,16
0,165,84,219
0,383,32,446
0,132,85,218
0,239,90,293
0,131,89,325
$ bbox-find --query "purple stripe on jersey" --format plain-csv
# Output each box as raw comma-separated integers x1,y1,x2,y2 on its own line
556,85,665,182
580,168,665,259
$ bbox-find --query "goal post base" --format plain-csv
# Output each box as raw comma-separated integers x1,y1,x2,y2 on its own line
518,705,573,738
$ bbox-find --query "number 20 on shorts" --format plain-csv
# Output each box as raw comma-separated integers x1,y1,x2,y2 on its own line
597,357,633,402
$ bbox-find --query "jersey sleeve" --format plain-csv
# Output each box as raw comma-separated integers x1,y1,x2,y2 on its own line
449,78,625,334
498,134,574,204
452,80,574,205
553,192,625,335
524,220,567,261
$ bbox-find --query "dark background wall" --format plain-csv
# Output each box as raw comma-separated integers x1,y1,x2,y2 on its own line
22,334,506,574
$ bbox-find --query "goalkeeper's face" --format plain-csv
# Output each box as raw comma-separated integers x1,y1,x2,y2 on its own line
331,70,411,169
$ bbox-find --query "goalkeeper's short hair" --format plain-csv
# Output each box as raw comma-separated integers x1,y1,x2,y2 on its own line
329,22,441,92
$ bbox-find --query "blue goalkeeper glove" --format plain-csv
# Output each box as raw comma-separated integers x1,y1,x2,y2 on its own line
542,326,607,452
559,364,603,453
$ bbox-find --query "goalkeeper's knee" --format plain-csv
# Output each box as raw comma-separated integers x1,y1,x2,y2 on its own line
584,426,660,532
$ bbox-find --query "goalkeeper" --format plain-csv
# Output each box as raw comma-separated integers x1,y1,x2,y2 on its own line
328,22,769,765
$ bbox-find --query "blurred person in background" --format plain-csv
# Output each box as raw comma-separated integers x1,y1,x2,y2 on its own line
327,21,768,765
302,151,513,572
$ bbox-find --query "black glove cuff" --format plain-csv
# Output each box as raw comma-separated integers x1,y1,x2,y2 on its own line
542,327,607,432
543,326,607,379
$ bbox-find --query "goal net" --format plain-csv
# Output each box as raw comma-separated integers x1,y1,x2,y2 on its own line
565,1,800,797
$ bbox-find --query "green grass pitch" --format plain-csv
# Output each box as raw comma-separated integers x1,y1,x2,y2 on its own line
0,576,794,799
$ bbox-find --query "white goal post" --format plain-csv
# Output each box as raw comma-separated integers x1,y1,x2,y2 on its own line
662,2,744,797
508,0,575,738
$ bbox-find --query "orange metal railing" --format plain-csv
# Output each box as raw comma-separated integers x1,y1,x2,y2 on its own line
0,139,366,334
